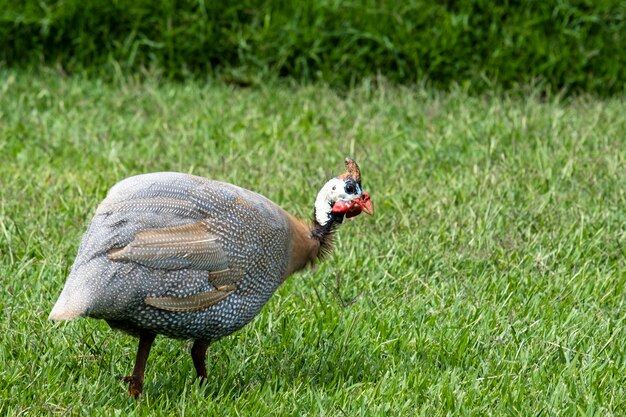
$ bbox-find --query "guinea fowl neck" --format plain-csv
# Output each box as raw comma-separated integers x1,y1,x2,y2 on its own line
310,210,344,259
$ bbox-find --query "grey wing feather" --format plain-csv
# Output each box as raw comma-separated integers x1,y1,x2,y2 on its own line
145,285,237,312
78,173,273,312
97,197,200,219
107,221,229,271
97,175,247,311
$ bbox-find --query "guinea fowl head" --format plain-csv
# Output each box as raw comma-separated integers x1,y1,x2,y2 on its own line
312,158,374,246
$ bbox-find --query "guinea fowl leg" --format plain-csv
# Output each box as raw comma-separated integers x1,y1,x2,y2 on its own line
124,331,156,398
191,339,210,383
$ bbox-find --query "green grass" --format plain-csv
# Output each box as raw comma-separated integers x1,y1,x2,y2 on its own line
0,70,625,416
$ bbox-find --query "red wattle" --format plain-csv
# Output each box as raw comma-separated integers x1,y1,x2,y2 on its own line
331,200,353,213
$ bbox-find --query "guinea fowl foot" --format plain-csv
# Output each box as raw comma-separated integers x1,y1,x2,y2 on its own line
124,331,156,398
198,374,209,386
124,375,144,398
191,339,210,383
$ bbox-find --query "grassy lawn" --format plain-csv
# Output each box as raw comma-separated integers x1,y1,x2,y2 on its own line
0,71,624,416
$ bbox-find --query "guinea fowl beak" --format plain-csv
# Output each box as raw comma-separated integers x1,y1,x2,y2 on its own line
359,192,374,215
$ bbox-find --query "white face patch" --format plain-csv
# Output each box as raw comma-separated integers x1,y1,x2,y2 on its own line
314,178,361,226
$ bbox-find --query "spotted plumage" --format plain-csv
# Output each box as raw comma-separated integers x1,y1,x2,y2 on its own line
50,158,373,397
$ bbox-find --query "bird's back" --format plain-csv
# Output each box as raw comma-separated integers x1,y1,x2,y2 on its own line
50,172,292,340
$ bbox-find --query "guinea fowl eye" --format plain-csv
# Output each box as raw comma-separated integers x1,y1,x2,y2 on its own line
345,183,356,194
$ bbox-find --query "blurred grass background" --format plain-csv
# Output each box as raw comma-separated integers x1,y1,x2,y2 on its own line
2,0,626,94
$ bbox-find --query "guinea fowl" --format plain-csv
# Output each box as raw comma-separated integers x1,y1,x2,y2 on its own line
49,158,373,397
